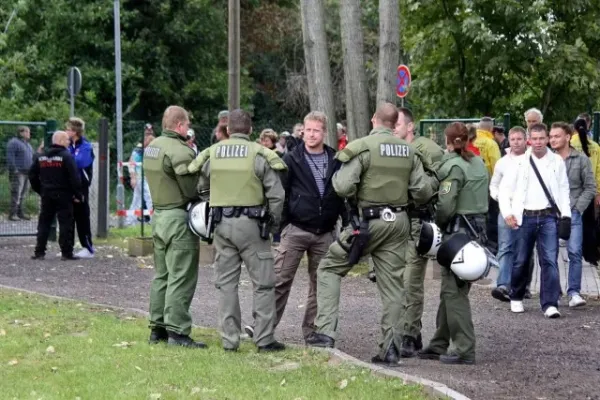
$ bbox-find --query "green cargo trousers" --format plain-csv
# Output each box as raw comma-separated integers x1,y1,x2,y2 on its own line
149,208,200,336
315,212,410,359
402,218,428,338
214,216,276,349
427,266,475,360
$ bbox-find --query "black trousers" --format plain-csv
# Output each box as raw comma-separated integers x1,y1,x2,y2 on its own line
72,186,93,252
35,192,75,256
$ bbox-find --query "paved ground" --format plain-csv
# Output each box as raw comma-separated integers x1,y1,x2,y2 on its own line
0,237,599,400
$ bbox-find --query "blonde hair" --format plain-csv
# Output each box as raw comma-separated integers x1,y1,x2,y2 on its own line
66,117,85,136
162,106,189,131
303,111,327,132
260,129,278,144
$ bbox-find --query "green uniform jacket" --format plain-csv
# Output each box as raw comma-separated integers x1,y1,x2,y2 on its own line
197,133,287,228
436,152,489,227
334,127,434,208
142,130,199,210
413,136,445,166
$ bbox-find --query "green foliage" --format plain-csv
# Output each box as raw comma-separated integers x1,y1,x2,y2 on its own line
402,0,600,122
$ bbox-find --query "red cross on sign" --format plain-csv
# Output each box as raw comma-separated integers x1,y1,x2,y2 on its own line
396,65,411,98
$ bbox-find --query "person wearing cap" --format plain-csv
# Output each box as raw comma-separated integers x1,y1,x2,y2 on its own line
144,123,154,137
418,122,488,365
187,129,198,155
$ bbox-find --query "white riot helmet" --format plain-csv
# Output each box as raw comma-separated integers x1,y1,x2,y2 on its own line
416,221,443,258
188,201,213,241
437,233,498,282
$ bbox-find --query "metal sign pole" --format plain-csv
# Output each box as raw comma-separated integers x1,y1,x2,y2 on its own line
114,0,125,228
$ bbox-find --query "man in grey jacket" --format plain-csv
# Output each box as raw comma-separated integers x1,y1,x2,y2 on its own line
6,126,34,221
549,122,596,308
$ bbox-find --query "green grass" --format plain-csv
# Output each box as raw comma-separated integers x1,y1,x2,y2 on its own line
0,290,427,400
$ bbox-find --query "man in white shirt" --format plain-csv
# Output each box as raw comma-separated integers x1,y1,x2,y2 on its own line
490,127,527,302
499,123,570,318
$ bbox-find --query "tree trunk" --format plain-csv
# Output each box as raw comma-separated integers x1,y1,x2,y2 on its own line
300,0,337,146
340,0,370,140
376,0,399,104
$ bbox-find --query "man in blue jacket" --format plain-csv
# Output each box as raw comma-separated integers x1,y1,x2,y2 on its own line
66,117,95,258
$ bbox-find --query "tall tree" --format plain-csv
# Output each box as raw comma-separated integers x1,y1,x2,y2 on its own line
340,0,370,139
376,0,399,104
300,0,337,145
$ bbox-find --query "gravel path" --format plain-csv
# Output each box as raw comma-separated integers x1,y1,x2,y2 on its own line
1,238,599,400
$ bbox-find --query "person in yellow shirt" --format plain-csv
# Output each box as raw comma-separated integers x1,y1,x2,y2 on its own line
474,117,501,176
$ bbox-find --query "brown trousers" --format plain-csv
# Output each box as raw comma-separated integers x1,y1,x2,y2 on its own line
274,223,334,338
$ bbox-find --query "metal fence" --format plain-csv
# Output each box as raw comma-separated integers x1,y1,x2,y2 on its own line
418,114,511,146
0,121,51,237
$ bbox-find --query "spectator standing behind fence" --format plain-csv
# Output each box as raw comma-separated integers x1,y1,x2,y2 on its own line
337,122,348,150
212,110,229,144
499,123,570,318
144,123,154,138
244,111,346,342
29,131,82,261
493,126,509,156
126,134,154,225
490,127,528,302
66,118,95,259
186,129,198,155
549,122,596,307
6,126,34,221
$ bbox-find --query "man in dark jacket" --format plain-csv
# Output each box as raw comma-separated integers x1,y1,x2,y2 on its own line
245,111,346,341
29,131,82,260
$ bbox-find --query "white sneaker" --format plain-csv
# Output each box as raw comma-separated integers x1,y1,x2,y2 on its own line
75,248,94,259
544,306,561,318
510,301,524,313
568,294,586,308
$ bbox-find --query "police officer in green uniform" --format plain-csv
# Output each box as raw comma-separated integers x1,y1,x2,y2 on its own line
418,122,489,365
306,103,436,364
191,109,287,352
143,106,204,348
393,108,444,358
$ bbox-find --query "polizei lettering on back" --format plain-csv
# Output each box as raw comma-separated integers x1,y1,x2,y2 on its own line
144,146,160,159
379,143,410,157
215,144,249,159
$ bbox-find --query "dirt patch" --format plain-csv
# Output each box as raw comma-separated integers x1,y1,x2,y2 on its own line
1,237,599,400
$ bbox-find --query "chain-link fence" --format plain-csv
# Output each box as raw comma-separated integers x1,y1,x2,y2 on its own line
418,114,511,146
0,121,49,237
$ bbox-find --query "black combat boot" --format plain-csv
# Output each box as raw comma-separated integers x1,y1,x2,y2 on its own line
440,352,475,365
257,341,286,352
305,332,335,348
400,335,418,358
148,328,168,344
167,332,207,349
371,342,400,365
417,347,442,360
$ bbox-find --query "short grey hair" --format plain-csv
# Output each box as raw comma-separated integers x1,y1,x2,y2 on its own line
524,108,543,122
52,130,68,145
